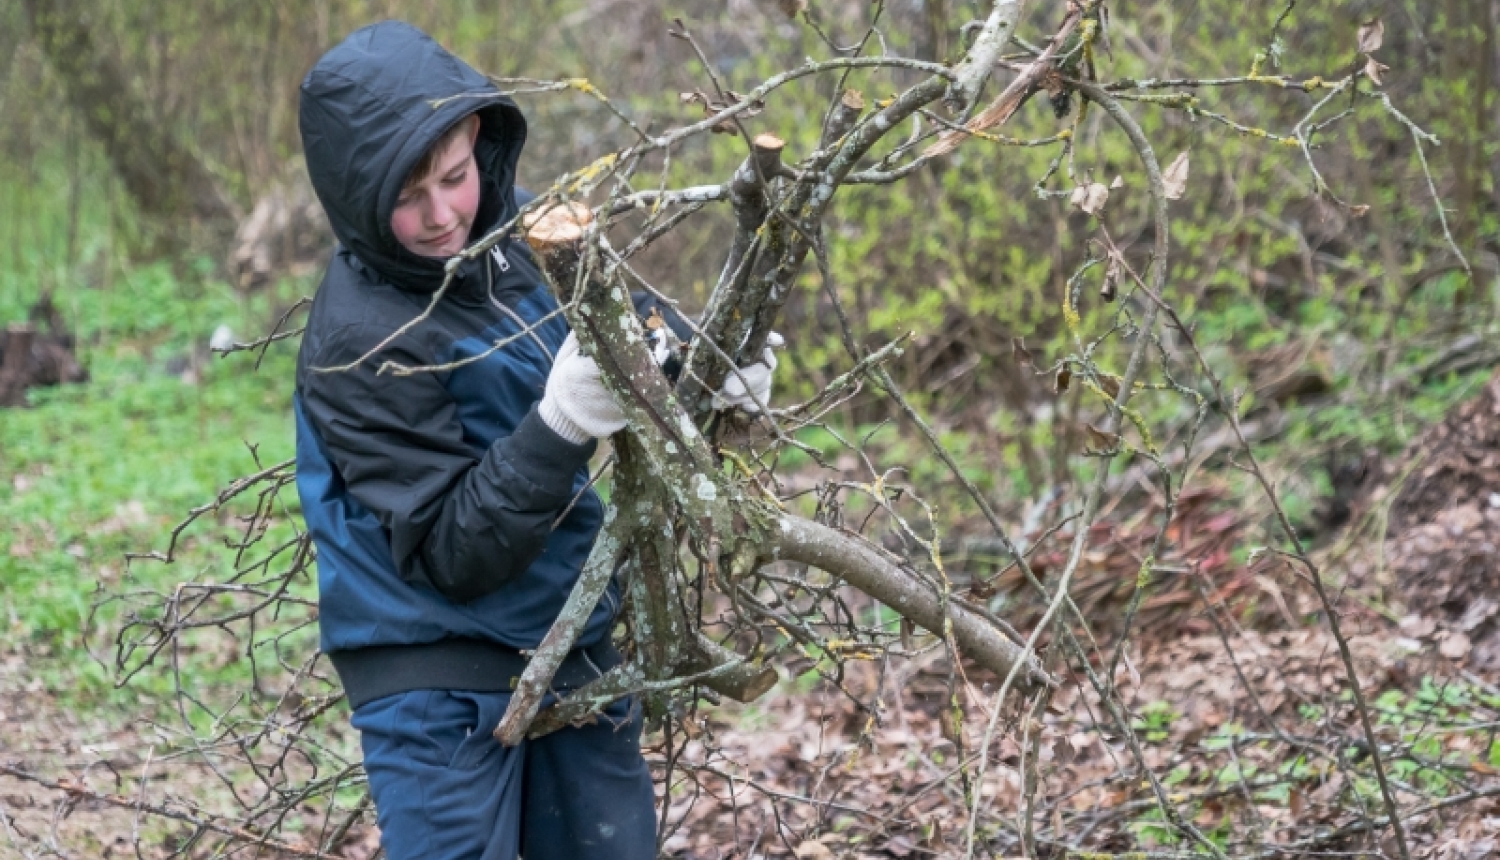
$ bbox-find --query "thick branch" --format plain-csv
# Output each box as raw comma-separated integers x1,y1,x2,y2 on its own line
944,0,1028,113
924,8,1081,158
680,135,788,419
730,75,950,371
682,636,778,702
773,515,1053,693
494,506,627,745
496,202,778,739
820,89,866,150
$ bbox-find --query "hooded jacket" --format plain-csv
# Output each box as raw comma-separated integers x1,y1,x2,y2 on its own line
294,21,618,709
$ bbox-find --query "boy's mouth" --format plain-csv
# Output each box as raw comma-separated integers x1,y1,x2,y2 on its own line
423,227,458,248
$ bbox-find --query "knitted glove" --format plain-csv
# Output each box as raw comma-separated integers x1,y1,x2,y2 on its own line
538,332,627,443
712,332,783,414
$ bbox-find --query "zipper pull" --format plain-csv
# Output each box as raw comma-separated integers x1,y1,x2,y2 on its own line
490,245,511,272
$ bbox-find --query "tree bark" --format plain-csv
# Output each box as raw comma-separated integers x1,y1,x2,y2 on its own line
772,515,1050,690
500,202,1049,740
22,0,236,249
1443,0,1494,303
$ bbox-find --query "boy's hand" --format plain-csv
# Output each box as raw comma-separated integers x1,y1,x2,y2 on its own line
538,332,628,443
712,332,783,415
539,329,783,442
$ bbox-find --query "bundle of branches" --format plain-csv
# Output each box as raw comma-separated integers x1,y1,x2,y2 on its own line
24,2,1486,859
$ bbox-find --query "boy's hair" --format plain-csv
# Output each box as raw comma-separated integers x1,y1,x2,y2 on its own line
403,113,479,189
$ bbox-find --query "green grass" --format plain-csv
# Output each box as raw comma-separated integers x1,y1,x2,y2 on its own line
1,252,308,707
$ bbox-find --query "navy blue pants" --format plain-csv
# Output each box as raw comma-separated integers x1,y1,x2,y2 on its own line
352,690,656,860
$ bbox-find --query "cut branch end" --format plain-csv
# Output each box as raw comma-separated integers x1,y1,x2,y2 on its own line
523,201,594,251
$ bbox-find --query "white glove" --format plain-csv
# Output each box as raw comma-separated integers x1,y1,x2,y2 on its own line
713,332,783,414
538,332,627,443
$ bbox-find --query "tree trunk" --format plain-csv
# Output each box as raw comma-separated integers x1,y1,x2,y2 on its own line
1443,0,1494,303
22,0,236,251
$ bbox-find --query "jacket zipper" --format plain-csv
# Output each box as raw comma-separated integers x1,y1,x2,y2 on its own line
486,246,555,362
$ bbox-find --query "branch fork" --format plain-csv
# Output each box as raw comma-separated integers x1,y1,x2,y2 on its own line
494,200,1051,743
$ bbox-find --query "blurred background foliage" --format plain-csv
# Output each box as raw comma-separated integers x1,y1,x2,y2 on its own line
0,0,1496,699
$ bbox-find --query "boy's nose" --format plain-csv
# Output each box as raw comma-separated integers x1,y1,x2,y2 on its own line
427,195,454,228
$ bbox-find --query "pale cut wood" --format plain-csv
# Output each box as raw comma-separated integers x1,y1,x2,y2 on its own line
522,201,594,250
751,133,785,152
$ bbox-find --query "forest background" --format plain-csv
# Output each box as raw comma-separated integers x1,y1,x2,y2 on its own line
1,0,1499,857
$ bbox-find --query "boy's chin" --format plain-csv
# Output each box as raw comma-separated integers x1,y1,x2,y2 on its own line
406,239,465,259
401,225,471,259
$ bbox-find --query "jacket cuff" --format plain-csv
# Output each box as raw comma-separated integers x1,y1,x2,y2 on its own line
504,404,597,495
538,395,593,445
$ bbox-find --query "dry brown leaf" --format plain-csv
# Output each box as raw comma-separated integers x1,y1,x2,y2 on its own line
1399,614,1437,639
1357,18,1385,54
1162,151,1190,200
794,839,834,860
1086,423,1121,450
1364,57,1390,86
1055,366,1072,394
1101,256,1122,302
1097,371,1122,398
1440,631,1473,660
1070,182,1110,215
1081,182,1110,215
776,0,808,16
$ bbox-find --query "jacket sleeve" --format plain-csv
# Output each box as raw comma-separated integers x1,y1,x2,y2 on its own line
630,290,693,342
630,290,694,382
301,324,596,603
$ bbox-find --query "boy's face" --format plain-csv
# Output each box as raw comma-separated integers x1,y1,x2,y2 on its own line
391,117,481,258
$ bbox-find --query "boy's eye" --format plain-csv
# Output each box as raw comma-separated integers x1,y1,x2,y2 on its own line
442,169,467,186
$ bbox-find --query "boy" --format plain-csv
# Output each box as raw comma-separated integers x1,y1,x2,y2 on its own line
294,20,773,860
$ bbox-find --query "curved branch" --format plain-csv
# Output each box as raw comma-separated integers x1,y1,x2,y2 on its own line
772,514,1053,693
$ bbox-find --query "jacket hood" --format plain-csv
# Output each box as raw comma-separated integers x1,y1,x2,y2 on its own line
299,20,526,293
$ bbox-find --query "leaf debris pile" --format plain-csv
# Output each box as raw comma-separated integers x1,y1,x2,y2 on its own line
654,622,1500,858
1384,371,1500,672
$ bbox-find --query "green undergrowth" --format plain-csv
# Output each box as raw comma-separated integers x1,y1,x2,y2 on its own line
0,150,1491,736
1,248,309,712
1125,675,1500,849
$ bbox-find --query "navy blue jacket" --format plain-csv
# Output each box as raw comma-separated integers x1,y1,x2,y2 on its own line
294,22,618,706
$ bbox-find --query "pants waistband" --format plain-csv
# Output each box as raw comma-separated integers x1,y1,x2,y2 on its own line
330,638,621,711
